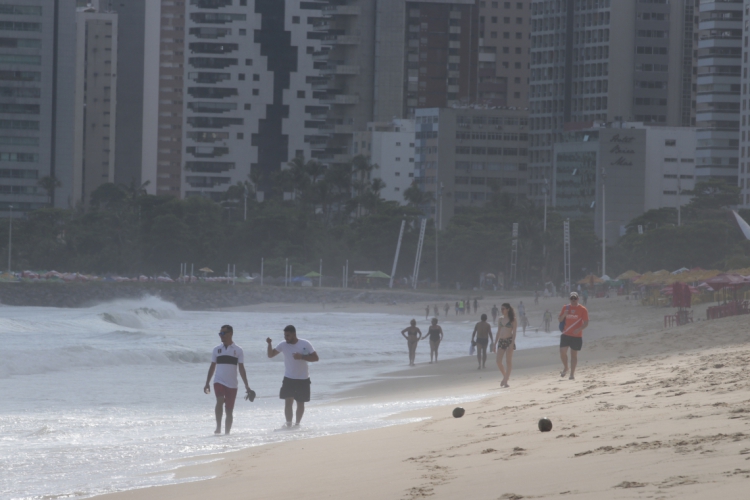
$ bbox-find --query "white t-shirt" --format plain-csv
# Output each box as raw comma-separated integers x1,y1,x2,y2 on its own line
211,342,244,389
274,339,315,380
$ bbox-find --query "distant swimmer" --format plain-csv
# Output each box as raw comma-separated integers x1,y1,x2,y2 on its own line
266,325,319,427
558,292,589,381
427,318,443,363
401,319,423,366
491,304,499,323
204,325,253,435
494,304,517,388
471,314,494,369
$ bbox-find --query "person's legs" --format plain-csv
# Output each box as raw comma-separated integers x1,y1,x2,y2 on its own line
224,408,233,434
475,343,482,368
503,348,514,387
295,401,305,424
480,344,487,368
570,349,578,379
496,348,507,380
560,346,569,377
284,398,294,424
214,395,225,434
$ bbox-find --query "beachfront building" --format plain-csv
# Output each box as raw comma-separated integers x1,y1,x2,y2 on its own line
0,0,76,214
738,0,750,207
553,122,697,245
696,0,742,185
529,0,699,206
352,119,416,204
477,0,531,108
414,106,529,225
73,3,117,206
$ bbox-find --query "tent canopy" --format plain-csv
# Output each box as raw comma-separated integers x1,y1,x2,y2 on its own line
199,267,213,273
304,271,322,278
578,274,603,285
366,271,391,279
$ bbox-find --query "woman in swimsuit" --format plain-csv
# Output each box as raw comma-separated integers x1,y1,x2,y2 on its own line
494,303,517,388
401,319,423,366
427,318,443,363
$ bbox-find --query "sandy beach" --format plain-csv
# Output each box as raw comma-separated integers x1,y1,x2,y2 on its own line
96,295,750,500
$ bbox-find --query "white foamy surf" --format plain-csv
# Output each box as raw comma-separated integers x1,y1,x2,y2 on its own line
0,296,559,499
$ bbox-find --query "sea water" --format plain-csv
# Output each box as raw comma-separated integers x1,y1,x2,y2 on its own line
0,297,559,500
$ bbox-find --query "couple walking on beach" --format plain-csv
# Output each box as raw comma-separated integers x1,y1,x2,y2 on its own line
204,324,318,434
401,318,444,365
471,306,516,387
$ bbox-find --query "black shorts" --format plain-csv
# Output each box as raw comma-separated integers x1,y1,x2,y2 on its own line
560,334,582,351
476,337,489,348
279,377,311,402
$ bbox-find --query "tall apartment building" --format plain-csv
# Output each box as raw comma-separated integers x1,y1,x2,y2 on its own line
374,0,480,122
415,106,528,223
741,0,750,206
141,0,185,197
0,1,76,214
73,3,117,205
696,0,742,184
478,0,530,108
528,0,698,205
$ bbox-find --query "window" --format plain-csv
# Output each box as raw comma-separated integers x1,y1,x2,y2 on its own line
665,139,676,146
244,104,251,110
238,73,245,80
297,90,305,98
245,58,253,66
252,89,259,96
237,133,244,139
515,32,522,39
239,29,246,35
492,16,498,23
292,16,300,24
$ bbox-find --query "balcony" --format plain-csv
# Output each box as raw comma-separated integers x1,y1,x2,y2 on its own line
320,94,359,105
324,35,361,45
321,64,360,75
323,5,361,15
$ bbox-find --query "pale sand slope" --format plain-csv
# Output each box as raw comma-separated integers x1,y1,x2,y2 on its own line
99,306,750,500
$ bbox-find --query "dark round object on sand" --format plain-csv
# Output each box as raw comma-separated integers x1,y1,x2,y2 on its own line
452,407,465,418
538,417,553,432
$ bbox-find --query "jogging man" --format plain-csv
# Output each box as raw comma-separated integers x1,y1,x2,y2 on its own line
471,313,494,369
204,325,252,435
266,325,319,427
558,292,589,380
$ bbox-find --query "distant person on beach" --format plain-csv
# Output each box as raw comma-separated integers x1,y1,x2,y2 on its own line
543,309,552,332
425,305,429,320
558,292,589,381
494,304,517,388
491,304,499,323
444,303,450,316
534,290,539,305
401,319,423,366
455,301,459,316
204,325,252,435
466,299,471,315
471,314,494,369
434,304,439,317
518,301,525,317
473,298,478,312
427,318,443,363
266,325,319,427
520,313,529,336
582,288,589,306
459,300,464,315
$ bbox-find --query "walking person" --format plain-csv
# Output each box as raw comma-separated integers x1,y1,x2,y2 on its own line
543,309,552,333
471,314,494,369
466,299,471,315
204,325,253,435
425,305,430,320
266,325,319,427
518,300,525,318
473,298,478,313
401,319,423,366
491,304,499,323
520,313,529,336
459,300,464,315
455,301,459,316
444,303,450,316
559,292,589,381
433,304,439,317
494,304,517,388
427,318,443,363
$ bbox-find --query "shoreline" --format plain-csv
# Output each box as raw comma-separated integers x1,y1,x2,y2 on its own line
91,299,750,500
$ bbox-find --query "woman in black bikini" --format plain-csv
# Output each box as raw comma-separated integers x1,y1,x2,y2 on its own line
494,303,517,387
427,318,443,363
401,319,423,366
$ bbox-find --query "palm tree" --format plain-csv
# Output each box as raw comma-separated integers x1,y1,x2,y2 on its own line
403,180,434,207
37,175,61,205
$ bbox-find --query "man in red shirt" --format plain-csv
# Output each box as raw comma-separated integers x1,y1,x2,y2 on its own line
558,292,589,380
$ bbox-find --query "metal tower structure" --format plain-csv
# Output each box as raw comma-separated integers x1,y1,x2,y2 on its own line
412,218,427,289
389,220,406,288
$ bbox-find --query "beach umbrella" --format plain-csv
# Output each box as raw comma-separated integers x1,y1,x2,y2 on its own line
304,271,322,278
577,274,603,285
366,271,391,279
617,270,640,281
199,267,213,273
485,273,496,278
705,273,746,291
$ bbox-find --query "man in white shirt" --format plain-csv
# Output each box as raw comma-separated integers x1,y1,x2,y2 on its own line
266,325,319,427
204,325,252,435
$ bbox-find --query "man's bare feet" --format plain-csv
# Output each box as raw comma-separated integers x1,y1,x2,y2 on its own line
214,429,221,435
569,375,575,380
560,370,567,378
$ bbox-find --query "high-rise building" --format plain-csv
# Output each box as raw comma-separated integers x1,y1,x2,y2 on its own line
528,0,698,205
696,0,742,184
741,0,750,206
73,3,117,205
0,1,77,214
415,106,529,223
374,0,480,122
141,0,185,197
477,0,531,108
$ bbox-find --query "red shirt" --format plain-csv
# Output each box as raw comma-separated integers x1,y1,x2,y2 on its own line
560,304,588,338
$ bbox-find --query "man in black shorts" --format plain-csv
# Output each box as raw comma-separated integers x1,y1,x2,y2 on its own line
267,325,319,427
471,313,494,369
558,292,589,380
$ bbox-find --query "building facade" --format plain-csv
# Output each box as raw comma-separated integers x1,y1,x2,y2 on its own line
529,0,698,205
738,0,750,206
696,0,742,184
73,4,117,205
352,118,416,203
553,122,696,245
415,106,529,224
477,0,530,108
0,1,77,214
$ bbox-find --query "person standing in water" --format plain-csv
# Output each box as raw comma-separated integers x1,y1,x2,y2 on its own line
204,325,253,435
401,319,423,366
543,309,552,332
491,304,499,323
494,304,517,388
520,313,529,336
266,325,319,427
473,298,478,312
558,292,589,380
444,303,450,316
471,313,494,369
425,305,430,320
427,318,443,363
433,304,439,317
